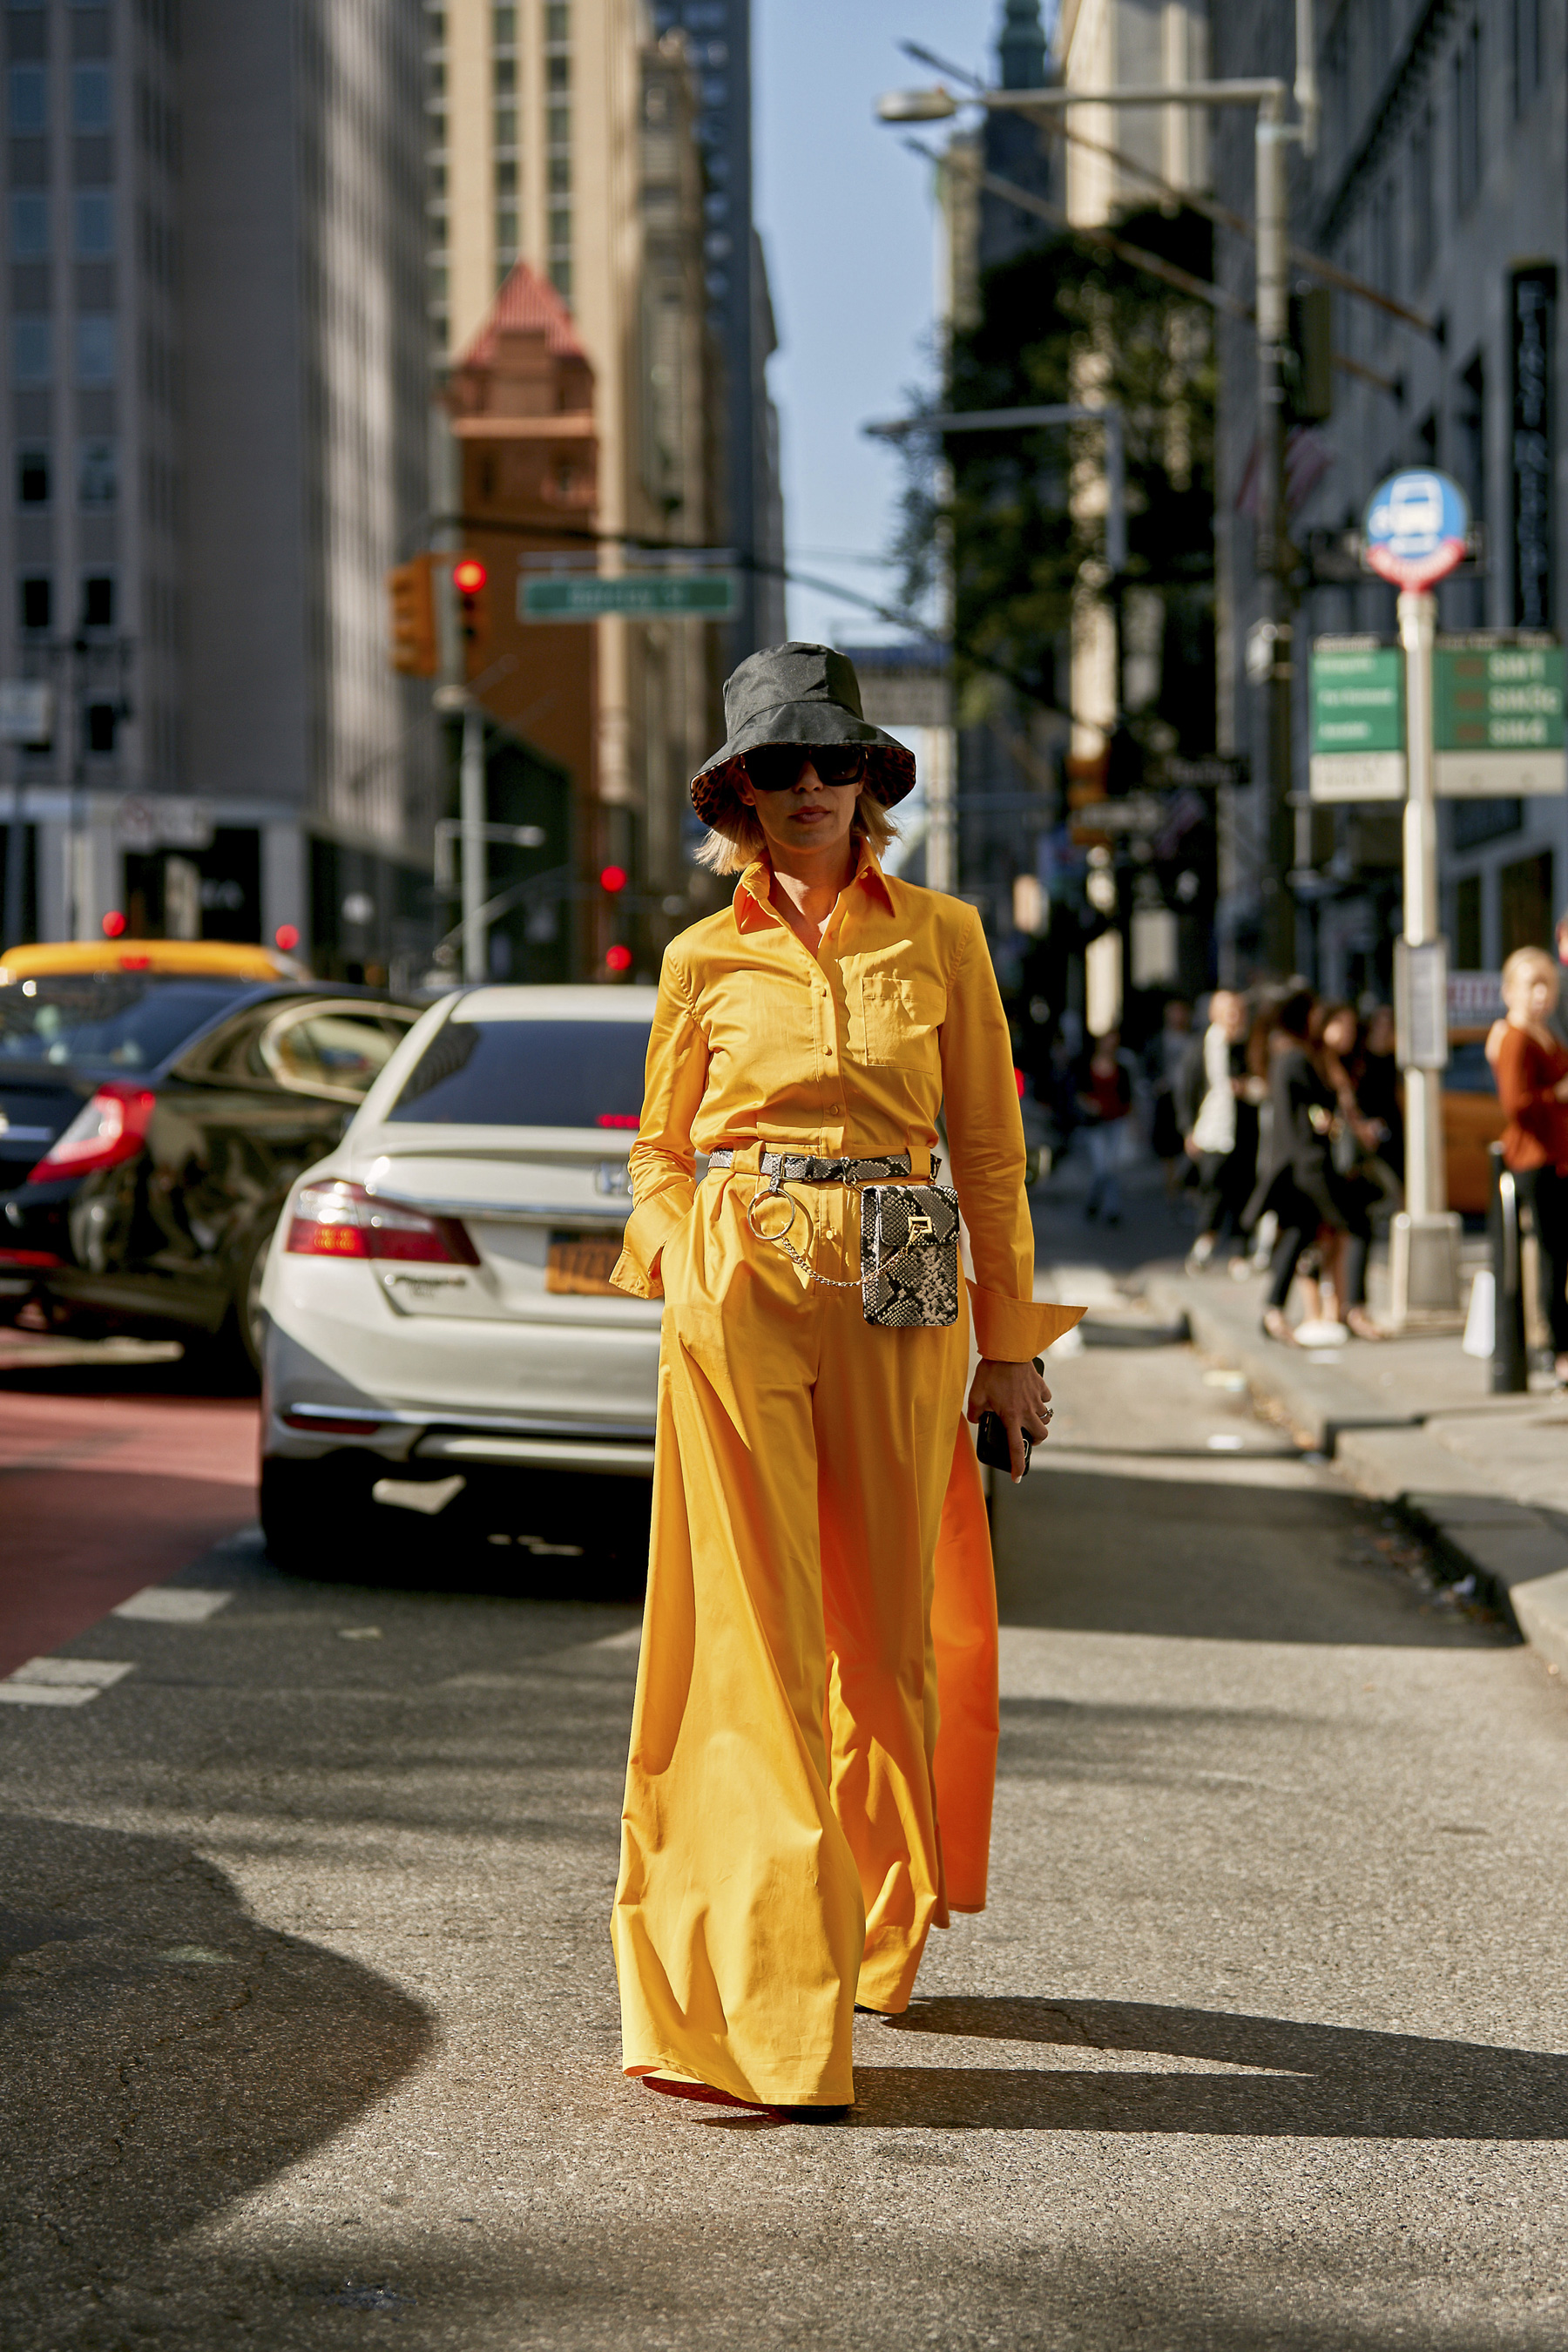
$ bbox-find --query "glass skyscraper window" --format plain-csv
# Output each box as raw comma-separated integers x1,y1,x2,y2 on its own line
78,441,116,507
18,577,51,633
12,319,51,386
16,446,49,506
75,316,115,387
492,1,518,277
9,193,48,259
8,65,45,132
544,2,571,298
73,192,113,257
71,66,111,133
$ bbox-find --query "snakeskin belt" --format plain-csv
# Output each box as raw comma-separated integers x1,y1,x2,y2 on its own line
707,1148,918,1186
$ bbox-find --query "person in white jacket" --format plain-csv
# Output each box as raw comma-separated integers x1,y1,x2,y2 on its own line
1183,990,1255,1274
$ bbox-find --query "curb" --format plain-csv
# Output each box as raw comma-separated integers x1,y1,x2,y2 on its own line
1142,1265,1568,1678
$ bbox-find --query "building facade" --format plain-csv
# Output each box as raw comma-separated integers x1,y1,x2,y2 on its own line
1213,0,1568,993
0,0,435,975
426,0,742,975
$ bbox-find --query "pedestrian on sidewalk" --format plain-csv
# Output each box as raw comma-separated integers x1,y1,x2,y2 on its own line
1146,997,1193,1199
1182,989,1256,1274
1355,1004,1404,1189
1074,1026,1137,1225
1314,1002,1389,1328
608,644,1080,2120
1494,944,1568,1387
1253,987,1379,1345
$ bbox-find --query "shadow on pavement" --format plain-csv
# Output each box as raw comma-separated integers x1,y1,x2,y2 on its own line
0,1812,434,2324
862,1995,1568,2137
996,1463,1509,1646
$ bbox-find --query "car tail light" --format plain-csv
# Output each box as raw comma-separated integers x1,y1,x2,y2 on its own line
286,1180,478,1265
26,1084,157,1183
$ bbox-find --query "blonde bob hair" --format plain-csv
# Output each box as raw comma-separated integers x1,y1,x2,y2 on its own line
693,781,901,876
1502,944,1559,997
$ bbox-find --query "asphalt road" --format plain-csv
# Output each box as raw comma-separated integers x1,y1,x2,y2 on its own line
4,1321,1568,2349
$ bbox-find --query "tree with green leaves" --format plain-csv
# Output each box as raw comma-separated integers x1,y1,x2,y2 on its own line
895,204,1218,753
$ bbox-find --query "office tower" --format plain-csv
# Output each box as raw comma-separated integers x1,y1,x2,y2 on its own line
0,0,434,974
426,0,731,971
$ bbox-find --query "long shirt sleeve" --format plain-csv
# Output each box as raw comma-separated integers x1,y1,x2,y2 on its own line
1497,1025,1568,1172
611,949,712,1299
607,854,1082,1350
940,907,1083,1362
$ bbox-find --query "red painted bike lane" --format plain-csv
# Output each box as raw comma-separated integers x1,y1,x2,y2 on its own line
0,1339,259,1675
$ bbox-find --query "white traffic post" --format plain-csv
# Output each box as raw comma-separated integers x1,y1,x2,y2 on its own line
460,704,486,983
1392,585,1460,1318
1399,589,1441,1216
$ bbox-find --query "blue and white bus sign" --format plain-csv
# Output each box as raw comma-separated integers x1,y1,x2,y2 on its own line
1363,470,1470,590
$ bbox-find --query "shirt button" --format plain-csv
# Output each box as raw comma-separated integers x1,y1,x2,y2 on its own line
831,1104,844,1116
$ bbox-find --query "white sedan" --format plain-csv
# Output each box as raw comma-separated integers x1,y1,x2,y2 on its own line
258,985,663,1564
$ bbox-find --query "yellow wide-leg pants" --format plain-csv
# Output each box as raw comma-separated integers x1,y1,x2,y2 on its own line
611,1167,999,2108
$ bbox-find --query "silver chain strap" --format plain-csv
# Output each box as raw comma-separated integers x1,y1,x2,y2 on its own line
745,1179,932,1291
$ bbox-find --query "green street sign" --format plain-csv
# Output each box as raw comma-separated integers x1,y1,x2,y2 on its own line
521,572,737,621
1433,636,1565,795
1309,638,1405,800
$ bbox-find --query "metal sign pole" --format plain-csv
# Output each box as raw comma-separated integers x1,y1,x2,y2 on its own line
460,705,486,983
1392,585,1460,1319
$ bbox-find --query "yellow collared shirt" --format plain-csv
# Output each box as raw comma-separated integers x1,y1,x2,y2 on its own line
611,849,1078,1362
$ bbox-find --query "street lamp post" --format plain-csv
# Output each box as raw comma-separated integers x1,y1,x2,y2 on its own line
878,34,1319,970
866,402,1126,898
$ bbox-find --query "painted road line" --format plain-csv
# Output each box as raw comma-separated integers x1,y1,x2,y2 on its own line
0,1656,136,1706
112,1585,233,1623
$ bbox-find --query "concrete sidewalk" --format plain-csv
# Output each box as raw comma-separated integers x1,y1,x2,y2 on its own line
1140,1254,1568,1680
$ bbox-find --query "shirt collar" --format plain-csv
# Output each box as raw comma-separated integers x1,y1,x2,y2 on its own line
733,843,896,931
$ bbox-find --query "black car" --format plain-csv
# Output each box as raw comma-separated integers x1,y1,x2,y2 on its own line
0,968,419,1371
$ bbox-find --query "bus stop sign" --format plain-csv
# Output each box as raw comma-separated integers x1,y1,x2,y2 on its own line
1363,470,1470,591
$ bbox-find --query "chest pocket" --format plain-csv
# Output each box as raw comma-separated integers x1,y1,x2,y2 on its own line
848,970,943,1070
706,966,813,1071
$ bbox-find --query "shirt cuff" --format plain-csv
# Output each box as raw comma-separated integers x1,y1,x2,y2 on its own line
967,1282,1086,1363
609,1186,694,1300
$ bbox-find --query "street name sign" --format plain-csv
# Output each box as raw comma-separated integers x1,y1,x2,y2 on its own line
1363,469,1470,591
521,572,736,621
1308,638,1405,801
1433,635,1565,796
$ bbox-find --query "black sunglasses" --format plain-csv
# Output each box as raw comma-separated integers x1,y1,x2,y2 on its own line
742,745,869,792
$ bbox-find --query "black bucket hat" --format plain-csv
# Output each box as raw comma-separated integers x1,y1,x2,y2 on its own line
690,642,916,828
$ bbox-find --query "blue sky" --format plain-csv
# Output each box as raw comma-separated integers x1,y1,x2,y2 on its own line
753,0,1010,648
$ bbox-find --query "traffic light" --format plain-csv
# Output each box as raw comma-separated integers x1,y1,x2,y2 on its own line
599,863,627,896
1285,287,1334,423
453,556,490,667
387,553,437,676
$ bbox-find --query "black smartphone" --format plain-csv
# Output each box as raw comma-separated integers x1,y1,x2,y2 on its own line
976,1357,1047,1480
976,1411,1026,1477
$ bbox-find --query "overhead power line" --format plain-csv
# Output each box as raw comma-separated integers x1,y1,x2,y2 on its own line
900,37,1441,343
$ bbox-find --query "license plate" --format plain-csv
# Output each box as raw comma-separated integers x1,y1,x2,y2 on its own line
545,1232,623,1296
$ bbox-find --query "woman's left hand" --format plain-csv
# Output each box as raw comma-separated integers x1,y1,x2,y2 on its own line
967,1356,1053,1483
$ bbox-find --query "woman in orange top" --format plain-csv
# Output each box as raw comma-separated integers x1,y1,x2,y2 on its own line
609,645,1081,2119
1495,944,1568,1382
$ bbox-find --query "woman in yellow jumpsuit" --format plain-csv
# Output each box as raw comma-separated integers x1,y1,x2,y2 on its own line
610,645,1081,2117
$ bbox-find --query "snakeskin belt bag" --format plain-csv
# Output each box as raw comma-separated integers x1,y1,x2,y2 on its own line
736,1151,961,1328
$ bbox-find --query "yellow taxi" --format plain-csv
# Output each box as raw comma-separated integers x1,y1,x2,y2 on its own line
0,939,304,986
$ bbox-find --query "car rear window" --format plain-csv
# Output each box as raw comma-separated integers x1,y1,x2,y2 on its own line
387,1017,651,1128
1443,1039,1497,1095
0,973,251,1070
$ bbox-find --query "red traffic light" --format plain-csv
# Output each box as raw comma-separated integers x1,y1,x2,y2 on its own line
599,864,628,895
101,909,126,939
453,557,488,595
274,923,301,952
605,943,633,974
